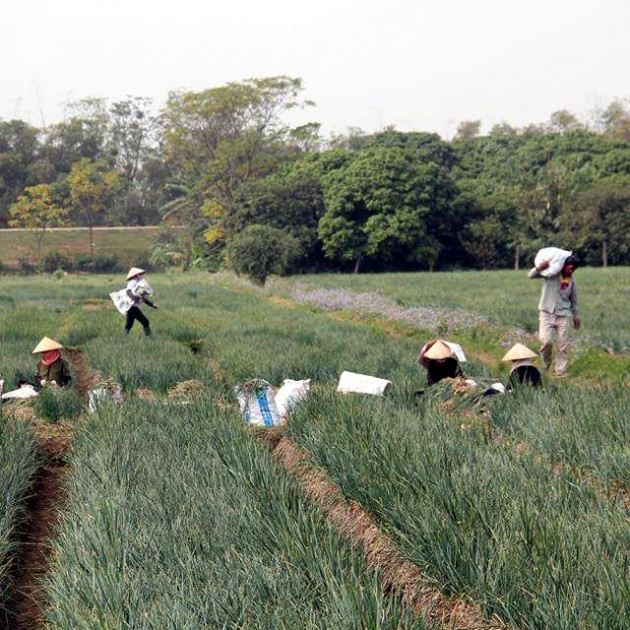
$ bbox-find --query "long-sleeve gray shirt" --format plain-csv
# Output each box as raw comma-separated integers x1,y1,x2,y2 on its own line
528,268,579,317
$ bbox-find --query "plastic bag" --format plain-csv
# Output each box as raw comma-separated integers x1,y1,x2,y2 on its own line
88,386,122,413
236,380,281,426
276,379,310,417
1,384,38,400
534,247,572,278
110,289,135,315
337,371,391,396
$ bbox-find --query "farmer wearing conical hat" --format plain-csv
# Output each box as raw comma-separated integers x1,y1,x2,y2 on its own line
502,343,542,390
33,337,71,388
123,267,157,337
528,254,580,377
417,339,465,386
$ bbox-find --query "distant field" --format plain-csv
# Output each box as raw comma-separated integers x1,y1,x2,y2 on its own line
274,267,630,351
0,226,171,267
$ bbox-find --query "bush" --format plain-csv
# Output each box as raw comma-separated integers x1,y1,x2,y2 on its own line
228,224,299,285
17,256,37,275
40,252,73,274
74,254,122,273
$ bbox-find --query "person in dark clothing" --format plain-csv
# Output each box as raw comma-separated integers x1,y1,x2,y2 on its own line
417,339,465,386
502,343,542,391
32,337,72,388
123,267,157,336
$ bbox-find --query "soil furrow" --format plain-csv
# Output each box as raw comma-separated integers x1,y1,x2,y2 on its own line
255,429,507,630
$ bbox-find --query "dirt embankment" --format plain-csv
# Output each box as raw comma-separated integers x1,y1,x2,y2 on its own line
4,423,71,630
4,349,97,630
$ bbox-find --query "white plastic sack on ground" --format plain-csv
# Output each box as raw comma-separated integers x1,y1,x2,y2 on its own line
534,247,572,278
110,289,135,315
1,384,38,400
337,371,391,396
88,387,122,413
443,341,467,363
236,380,282,426
276,379,310,417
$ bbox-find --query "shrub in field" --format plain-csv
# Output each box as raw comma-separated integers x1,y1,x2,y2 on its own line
39,252,73,274
16,256,36,275
228,224,299,285
45,399,424,629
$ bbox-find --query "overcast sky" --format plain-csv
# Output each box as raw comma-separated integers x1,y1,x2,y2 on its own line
2,0,628,138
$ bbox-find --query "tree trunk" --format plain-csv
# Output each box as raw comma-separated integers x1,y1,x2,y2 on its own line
514,243,520,271
602,238,608,268
89,224,94,258
353,254,362,274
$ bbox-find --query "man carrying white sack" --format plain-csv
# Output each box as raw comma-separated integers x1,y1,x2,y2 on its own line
528,252,580,378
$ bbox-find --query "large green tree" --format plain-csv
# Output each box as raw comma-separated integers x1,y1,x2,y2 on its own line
318,147,456,272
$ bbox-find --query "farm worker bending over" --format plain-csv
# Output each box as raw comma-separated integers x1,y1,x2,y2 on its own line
417,339,465,386
32,337,71,388
502,343,542,390
528,255,580,377
124,267,157,337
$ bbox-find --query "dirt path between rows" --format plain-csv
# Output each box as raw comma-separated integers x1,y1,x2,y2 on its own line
4,349,97,630
255,429,507,630
4,424,71,630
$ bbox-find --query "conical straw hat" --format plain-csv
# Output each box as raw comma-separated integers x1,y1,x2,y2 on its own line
32,337,63,354
502,343,537,362
423,340,454,360
126,267,146,281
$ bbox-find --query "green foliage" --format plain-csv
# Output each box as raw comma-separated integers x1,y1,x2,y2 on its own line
0,417,40,618
45,399,422,629
228,224,299,285
34,386,84,423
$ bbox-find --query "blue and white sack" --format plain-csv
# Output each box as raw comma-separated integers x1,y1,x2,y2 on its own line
235,379,281,427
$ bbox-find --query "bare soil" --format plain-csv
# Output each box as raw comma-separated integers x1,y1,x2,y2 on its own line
4,423,72,630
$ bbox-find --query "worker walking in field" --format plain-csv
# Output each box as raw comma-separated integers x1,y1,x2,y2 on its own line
502,343,542,390
32,337,72,388
528,253,580,377
122,267,157,337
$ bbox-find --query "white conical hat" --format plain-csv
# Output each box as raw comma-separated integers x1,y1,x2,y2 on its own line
502,343,537,362
126,267,146,281
423,339,454,360
32,337,63,354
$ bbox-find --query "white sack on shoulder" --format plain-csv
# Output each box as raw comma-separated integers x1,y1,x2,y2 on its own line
534,247,572,278
135,279,154,297
337,371,391,396
110,289,134,315
276,379,310,417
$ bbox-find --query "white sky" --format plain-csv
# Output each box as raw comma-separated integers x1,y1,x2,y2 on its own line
2,0,629,138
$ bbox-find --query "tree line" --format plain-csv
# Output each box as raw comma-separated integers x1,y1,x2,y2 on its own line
2,77,629,281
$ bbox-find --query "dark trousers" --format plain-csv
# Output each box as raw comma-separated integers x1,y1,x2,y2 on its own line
125,306,151,333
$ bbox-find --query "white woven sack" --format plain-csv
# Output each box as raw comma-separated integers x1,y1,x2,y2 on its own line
276,379,310,417
236,382,281,426
337,371,391,396
88,387,122,413
534,247,572,278
110,289,135,315
1,384,38,400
